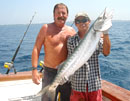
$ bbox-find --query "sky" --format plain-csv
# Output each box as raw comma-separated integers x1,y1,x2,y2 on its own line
0,0,130,25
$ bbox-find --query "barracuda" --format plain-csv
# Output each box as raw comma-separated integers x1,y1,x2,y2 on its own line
36,8,113,100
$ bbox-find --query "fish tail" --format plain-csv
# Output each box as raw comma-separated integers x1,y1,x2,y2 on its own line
36,84,57,101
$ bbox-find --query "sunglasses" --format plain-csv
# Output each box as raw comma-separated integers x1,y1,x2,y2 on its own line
75,18,89,24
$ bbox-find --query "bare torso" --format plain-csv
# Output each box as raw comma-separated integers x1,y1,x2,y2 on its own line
43,23,75,68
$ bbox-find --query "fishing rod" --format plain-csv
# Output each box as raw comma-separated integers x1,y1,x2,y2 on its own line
71,21,74,27
39,61,44,73
4,12,36,74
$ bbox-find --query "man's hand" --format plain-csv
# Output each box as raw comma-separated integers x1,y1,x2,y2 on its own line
103,30,108,34
32,69,41,85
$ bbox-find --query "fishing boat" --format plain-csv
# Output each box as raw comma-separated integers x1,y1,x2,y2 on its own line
0,12,129,101
0,71,130,101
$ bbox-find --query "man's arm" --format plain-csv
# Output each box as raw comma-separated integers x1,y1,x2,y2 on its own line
31,25,47,84
102,33,111,56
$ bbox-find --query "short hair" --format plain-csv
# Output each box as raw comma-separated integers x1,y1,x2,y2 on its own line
53,3,69,14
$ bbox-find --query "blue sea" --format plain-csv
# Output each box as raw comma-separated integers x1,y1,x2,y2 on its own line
0,21,130,91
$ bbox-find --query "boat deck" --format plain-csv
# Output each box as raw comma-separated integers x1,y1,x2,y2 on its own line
0,79,42,101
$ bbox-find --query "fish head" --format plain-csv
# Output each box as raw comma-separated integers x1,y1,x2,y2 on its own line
93,8,113,32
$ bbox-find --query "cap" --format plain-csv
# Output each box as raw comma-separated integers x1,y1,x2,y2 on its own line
75,12,90,20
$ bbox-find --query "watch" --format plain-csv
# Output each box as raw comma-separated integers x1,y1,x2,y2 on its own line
32,67,37,70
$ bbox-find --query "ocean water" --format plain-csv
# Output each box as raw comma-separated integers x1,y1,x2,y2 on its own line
0,21,130,90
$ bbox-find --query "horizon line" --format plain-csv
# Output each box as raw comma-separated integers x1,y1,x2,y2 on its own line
0,20,130,26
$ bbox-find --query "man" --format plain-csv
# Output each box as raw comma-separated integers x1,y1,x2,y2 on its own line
32,3,75,101
67,12,111,101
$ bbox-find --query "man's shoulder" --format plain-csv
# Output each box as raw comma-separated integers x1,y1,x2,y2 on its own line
65,25,75,32
40,23,53,33
41,23,54,28
65,25,73,28
65,25,74,30
40,24,48,31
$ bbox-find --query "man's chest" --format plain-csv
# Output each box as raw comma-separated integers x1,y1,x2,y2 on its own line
46,31,70,47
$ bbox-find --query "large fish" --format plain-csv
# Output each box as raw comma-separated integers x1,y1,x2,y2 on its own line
36,8,113,100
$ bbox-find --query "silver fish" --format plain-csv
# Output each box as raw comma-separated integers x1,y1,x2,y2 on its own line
36,8,113,100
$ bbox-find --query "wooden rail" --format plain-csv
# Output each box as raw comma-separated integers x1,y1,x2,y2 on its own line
0,71,42,81
102,80,130,101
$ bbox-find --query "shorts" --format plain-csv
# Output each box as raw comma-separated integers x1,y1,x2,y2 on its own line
41,66,71,101
70,86,102,101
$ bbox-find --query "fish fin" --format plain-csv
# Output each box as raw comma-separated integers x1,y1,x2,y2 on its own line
108,9,114,19
36,84,57,101
103,8,107,19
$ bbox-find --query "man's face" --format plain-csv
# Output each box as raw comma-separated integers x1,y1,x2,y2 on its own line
75,16,90,32
54,5,68,27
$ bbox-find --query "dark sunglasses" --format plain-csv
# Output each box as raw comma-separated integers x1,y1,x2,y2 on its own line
75,18,89,24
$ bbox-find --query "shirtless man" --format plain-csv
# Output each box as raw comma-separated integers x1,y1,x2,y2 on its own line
32,3,75,101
